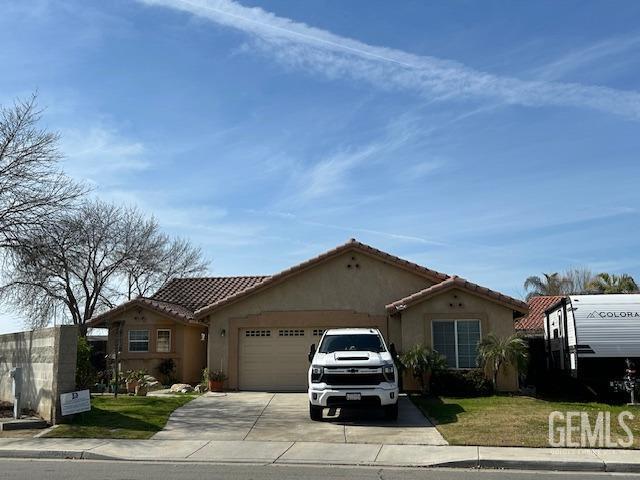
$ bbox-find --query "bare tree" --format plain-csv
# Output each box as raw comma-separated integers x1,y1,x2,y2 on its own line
125,235,208,299
1,200,209,335
0,95,84,247
562,267,595,294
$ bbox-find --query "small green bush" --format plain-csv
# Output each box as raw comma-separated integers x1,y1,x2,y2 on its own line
76,336,96,389
431,369,493,397
157,358,177,385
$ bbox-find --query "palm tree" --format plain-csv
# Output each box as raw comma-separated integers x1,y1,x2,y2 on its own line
400,344,448,393
588,273,638,294
523,272,566,300
477,333,528,391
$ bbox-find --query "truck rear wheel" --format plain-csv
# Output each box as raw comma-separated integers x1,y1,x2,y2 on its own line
383,402,398,420
309,403,323,421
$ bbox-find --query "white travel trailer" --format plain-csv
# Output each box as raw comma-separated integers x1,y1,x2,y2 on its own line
544,294,640,384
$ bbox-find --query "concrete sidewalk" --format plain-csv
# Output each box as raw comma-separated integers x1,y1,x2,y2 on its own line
0,438,639,472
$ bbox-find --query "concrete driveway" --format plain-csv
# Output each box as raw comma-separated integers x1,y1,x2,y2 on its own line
153,392,447,445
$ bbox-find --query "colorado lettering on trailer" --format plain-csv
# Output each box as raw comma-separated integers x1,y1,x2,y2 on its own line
586,311,640,318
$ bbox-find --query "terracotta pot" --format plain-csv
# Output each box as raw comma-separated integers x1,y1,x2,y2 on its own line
127,381,137,394
208,380,223,392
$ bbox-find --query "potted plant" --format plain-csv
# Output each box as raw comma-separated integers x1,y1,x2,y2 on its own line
124,370,138,394
133,369,149,397
204,368,227,392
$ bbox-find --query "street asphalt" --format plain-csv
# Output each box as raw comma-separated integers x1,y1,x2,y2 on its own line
2,458,640,480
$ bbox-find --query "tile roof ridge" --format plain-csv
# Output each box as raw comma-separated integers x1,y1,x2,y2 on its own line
193,239,452,317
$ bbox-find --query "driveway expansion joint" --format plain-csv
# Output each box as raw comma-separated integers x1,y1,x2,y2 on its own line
185,440,212,459
272,441,295,464
372,444,383,463
243,393,276,441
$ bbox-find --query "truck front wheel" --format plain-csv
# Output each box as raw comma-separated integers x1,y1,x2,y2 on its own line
309,403,323,421
383,402,398,420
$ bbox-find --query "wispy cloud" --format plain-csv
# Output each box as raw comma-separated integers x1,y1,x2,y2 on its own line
61,126,150,184
139,0,640,119
532,33,640,81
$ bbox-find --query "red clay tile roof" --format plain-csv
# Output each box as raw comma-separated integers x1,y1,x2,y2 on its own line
385,275,529,315
87,297,197,326
515,295,564,334
89,239,526,326
152,276,270,312
194,239,450,318
88,276,269,326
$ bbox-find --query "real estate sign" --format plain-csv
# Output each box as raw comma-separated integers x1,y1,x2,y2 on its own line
60,389,91,416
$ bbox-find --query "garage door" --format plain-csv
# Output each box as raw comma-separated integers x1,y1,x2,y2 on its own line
239,327,326,391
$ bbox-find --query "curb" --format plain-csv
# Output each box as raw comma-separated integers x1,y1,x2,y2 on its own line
1,449,638,472
0,450,85,460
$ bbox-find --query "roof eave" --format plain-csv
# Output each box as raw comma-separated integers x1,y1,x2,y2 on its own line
87,299,194,327
386,279,529,315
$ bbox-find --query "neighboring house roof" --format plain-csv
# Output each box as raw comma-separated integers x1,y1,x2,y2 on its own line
88,276,269,326
385,275,529,315
515,295,564,334
193,239,450,318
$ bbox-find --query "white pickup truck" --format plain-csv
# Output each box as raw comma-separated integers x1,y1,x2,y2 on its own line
307,328,399,421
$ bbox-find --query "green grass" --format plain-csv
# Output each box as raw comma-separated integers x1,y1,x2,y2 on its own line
46,395,196,439
413,395,640,448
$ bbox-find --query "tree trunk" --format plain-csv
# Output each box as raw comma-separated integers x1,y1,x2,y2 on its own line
78,322,88,337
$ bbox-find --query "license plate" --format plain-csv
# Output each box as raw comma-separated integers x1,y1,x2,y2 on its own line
346,393,361,401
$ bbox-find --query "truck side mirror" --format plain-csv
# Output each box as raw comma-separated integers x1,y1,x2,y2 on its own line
308,344,316,363
389,343,398,360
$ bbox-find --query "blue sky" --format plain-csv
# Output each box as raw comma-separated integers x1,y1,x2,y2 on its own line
1,0,640,331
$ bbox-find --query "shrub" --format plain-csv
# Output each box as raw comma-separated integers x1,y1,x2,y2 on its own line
76,336,96,389
431,369,493,397
400,344,448,392
157,358,177,385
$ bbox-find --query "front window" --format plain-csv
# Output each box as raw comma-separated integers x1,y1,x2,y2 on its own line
319,334,385,353
433,320,480,368
128,330,149,352
157,329,171,353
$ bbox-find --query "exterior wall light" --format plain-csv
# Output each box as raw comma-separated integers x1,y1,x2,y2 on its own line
220,329,226,337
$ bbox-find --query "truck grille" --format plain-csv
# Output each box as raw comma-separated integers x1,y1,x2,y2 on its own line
322,373,385,386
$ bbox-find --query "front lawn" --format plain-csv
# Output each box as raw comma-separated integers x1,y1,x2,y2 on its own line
413,395,640,448
46,395,196,439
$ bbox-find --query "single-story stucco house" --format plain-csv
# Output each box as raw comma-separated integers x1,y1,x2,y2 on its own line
89,239,528,390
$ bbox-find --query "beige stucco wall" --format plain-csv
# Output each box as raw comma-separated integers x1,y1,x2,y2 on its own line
106,308,206,384
206,249,435,389
398,287,519,391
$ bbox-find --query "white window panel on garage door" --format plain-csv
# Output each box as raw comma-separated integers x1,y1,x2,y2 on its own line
239,327,321,391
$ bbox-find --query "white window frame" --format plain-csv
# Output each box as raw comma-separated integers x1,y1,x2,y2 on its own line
156,329,171,353
128,329,149,353
431,319,482,369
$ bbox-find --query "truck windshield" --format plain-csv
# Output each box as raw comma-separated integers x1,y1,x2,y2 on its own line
319,334,385,353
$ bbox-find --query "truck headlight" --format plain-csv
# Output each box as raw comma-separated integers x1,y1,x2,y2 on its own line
311,365,323,383
383,364,395,383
